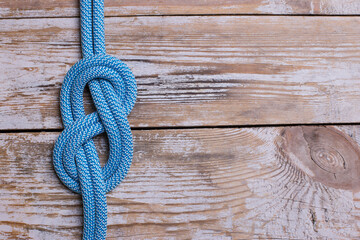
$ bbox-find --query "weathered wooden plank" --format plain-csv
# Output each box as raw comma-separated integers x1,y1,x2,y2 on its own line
1,0,360,18
1,16,360,130
1,126,360,239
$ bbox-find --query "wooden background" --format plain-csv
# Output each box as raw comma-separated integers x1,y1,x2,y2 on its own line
1,0,360,239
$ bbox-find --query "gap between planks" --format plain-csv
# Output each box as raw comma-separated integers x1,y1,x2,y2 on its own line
3,13,360,20
2,122,360,134
2,0,360,18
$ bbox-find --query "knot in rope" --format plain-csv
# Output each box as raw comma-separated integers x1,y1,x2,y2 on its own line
53,0,137,239
53,54,137,193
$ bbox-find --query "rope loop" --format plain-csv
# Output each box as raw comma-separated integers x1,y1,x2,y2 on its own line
54,53,137,192
53,53,137,240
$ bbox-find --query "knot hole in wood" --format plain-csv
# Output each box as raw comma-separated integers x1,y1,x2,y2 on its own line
275,126,360,191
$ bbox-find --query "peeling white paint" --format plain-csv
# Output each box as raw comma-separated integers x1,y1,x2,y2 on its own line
257,0,294,14
320,0,360,14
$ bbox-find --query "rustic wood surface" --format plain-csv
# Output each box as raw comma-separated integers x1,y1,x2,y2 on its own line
1,126,360,239
1,0,360,18
1,0,360,239
2,16,360,130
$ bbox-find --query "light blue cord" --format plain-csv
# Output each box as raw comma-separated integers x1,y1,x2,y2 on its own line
53,0,137,239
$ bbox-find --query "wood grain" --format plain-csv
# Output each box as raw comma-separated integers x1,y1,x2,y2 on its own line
1,126,360,239
1,0,360,18
2,1,360,239
1,16,360,130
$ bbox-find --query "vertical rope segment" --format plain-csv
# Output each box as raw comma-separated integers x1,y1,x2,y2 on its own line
53,0,137,239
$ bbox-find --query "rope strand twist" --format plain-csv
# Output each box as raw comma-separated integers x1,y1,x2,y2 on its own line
53,0,137,239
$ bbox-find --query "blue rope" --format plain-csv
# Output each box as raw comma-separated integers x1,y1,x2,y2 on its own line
53,0,137,239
